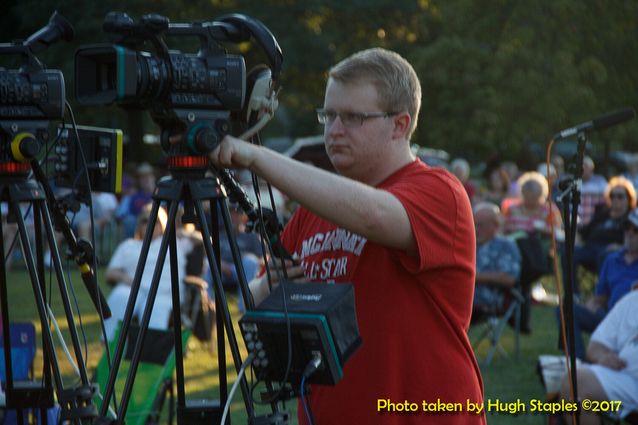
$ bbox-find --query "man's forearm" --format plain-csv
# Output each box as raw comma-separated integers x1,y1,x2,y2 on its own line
105,268,132,286
475,271,516,287
244,144,415,251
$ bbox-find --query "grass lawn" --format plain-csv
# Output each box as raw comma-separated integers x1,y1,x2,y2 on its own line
2,266,566,424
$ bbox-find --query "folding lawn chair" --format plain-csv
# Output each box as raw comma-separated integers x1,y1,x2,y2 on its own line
0,322,37,384
471,283,525,366
94,323,191,425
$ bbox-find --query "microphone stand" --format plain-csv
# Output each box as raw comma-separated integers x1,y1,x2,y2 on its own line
556,131,588,425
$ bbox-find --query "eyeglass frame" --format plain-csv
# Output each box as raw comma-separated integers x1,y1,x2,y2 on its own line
610,191,628,200
316,108,399,128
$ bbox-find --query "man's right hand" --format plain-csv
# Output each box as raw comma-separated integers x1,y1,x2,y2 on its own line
209,135,260,170
598,352,627,370
249,257,307,305
266,257,306,284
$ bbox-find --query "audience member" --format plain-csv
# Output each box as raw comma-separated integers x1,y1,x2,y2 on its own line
451,158,477,202
503,171,562,237
472,202,521,313
479,164,511,207
73,192,119,241
501,160,520,198
115,162,156,238
560,287,638,425
207,202,263,311
551,154,565,177
579,156,608,227
104,204,193,341
562,176,636,294
557,207,638,360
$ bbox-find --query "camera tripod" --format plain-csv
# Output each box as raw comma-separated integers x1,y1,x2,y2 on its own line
0,161,105,423
97,162,263,424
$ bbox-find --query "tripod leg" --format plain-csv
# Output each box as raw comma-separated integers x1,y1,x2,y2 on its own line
194,199,255,419
207,199,228,404
218,199,255,311
9,200,65,392
168,222,187,409
0,210,16,394
37,199,92,385
99,199,166,418
116,199,181,420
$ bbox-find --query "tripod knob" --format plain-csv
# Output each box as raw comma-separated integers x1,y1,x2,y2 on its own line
193,126,219,154
11,132,42,161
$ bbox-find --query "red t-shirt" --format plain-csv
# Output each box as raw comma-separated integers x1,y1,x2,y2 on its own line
282,160,485,424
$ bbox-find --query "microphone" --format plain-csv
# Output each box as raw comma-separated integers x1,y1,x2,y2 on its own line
553,108,635,140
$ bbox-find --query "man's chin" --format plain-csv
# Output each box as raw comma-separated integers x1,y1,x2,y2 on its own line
329,156,354,174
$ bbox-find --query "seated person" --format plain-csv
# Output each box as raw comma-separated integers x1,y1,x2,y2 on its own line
115,163,156,239
560,287,638,425
503,171,562,238
504,171,562,331
450,158,477,202
578,155,608,227
558,207,638,360
562,176,636,295
206,203,263,311
472,202,521,314
104,204,193,341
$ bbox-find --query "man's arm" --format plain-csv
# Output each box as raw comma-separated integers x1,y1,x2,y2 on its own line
584,295,608,313
105,268,133,286
210,137,416,253
586,341,627,370
475,271,516,287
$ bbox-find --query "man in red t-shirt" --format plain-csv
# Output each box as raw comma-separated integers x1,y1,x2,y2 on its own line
210,48,485,424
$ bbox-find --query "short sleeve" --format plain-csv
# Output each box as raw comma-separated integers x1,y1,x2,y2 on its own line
590,293,627,351
107,239,132,270
385,167,475,274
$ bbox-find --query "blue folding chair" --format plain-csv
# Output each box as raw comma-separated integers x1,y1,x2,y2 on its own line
0,322,37,384
0,322,59,425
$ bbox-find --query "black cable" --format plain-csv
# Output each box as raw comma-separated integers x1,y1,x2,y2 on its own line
300,355,321,425
214,142,295,406
239,171,294,401
300,376,313,425
248,135,295,399
64,102,119,412
65,101,107,365
65,253,89,372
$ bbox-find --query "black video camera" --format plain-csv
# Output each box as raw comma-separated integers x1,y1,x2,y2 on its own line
75,12,283,159
0,11,73,173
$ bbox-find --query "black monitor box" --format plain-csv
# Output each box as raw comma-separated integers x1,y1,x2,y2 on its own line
239,281,361,386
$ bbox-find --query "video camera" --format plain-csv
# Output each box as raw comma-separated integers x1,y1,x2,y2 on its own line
0,11,73,173
75,12,283,158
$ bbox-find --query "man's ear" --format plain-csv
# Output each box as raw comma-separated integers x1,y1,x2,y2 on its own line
392,112,411,140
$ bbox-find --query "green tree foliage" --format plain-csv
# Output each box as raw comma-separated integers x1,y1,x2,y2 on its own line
3,0,637,162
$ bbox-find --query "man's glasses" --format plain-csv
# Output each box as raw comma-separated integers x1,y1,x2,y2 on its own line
316,109,397,128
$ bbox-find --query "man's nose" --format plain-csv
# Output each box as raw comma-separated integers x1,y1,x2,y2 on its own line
327,115,346,135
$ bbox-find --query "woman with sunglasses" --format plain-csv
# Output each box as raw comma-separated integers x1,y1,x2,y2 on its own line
564,176,637,296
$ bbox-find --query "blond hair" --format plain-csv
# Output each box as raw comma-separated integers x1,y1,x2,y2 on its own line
517,171,549,202
605,176,637,209
329,48,422,140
